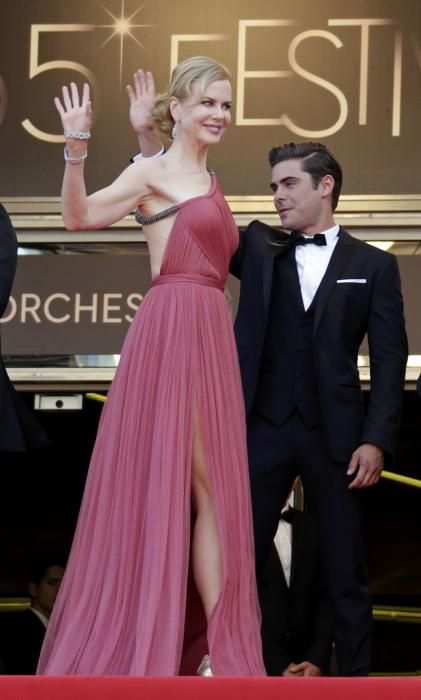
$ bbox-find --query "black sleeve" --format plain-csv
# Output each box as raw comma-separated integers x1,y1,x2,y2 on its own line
229,228,247,280
230,220,263,279
0,203,18,318
361,254,408,460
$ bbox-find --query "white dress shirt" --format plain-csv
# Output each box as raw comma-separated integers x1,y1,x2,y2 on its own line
273,516,292,587
295,225,340,310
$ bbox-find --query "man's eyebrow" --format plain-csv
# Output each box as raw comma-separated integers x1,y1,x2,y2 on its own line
270,176,299,188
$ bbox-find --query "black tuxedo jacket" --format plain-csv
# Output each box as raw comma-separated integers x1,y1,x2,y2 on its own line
0,203,48,452
230,220,408,463
0,203,17,319
0,608,46,674
259,508,333,675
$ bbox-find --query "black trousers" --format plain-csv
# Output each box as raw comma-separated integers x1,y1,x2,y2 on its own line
247,409,372,677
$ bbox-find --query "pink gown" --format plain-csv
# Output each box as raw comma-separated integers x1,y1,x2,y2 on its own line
37,172,266,676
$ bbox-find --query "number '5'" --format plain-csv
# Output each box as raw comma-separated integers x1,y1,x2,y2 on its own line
21,24,99,143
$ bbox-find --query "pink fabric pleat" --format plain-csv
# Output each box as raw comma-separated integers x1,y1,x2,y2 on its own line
37,175,266,676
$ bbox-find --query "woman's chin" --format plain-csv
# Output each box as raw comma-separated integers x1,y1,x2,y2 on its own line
205,133,224,146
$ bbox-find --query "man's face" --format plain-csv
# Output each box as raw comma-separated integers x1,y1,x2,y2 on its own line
30,565,64,618
270,158,329,234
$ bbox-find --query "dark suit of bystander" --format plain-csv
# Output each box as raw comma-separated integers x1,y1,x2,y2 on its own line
0,203,48,452
259,507,333,676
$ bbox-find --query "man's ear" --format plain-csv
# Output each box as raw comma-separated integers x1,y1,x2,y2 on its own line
320,174,335,199
28,582,37,599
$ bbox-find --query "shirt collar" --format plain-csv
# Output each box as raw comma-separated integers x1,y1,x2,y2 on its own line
29,606,49,628
319,224,340,244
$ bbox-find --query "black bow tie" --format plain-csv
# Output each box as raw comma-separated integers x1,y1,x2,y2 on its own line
290,231,327,247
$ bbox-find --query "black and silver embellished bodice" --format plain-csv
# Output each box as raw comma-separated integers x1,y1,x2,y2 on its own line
135,204,179,226
135,168,215,226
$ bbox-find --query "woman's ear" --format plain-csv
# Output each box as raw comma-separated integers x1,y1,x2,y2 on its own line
169,96,179,123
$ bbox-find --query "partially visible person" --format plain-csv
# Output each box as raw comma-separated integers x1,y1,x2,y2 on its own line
0,558,64,674
0,204,49,452
259,500,333,677
416,373,421,399
0,204,17,312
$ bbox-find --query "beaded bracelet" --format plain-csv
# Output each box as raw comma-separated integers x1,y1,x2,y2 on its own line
64,130,91,140
64,146,88,163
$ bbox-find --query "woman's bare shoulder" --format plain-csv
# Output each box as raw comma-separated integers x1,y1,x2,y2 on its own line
128,153,170,187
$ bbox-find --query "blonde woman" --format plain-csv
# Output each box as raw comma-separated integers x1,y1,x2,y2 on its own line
37,57,265,676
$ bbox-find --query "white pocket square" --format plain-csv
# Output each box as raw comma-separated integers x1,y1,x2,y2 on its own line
337,279,367,284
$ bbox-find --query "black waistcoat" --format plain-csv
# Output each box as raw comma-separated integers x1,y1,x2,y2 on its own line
253,248,321,427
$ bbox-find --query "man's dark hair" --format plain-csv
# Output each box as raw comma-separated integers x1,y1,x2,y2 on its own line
27,555,65,586
268,142,343,211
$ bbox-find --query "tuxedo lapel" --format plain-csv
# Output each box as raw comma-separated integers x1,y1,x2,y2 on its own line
279,247,305,312
313,228,359,335
262,228,291,311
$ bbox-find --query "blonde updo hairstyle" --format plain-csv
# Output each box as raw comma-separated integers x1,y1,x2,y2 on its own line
151,56,230,138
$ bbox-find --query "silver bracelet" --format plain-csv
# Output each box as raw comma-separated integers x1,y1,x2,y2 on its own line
64,146,88,163
64,130,91,140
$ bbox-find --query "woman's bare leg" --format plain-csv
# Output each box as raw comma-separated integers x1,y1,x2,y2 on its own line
191,408,221,621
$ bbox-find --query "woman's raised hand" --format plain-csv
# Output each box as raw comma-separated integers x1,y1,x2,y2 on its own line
127,69,162,157
54,82,92,137
127,69,156,135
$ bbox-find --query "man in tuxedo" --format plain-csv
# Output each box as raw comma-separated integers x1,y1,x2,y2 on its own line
0,558,64,674
0,203,48,452
230,142,408,676
260,503,333,677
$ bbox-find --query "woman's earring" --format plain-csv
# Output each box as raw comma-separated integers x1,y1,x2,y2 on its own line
171,121,178,140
